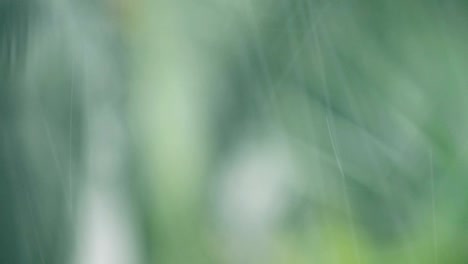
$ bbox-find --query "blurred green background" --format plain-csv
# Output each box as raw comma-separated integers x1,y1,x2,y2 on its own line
2,0,468,263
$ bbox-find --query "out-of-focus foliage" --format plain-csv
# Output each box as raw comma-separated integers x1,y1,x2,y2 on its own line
2,0,468,263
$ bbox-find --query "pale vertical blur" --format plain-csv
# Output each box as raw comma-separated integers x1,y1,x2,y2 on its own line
2,0,468,264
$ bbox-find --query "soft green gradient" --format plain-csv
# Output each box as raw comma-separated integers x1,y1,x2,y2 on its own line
2,0,468,263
